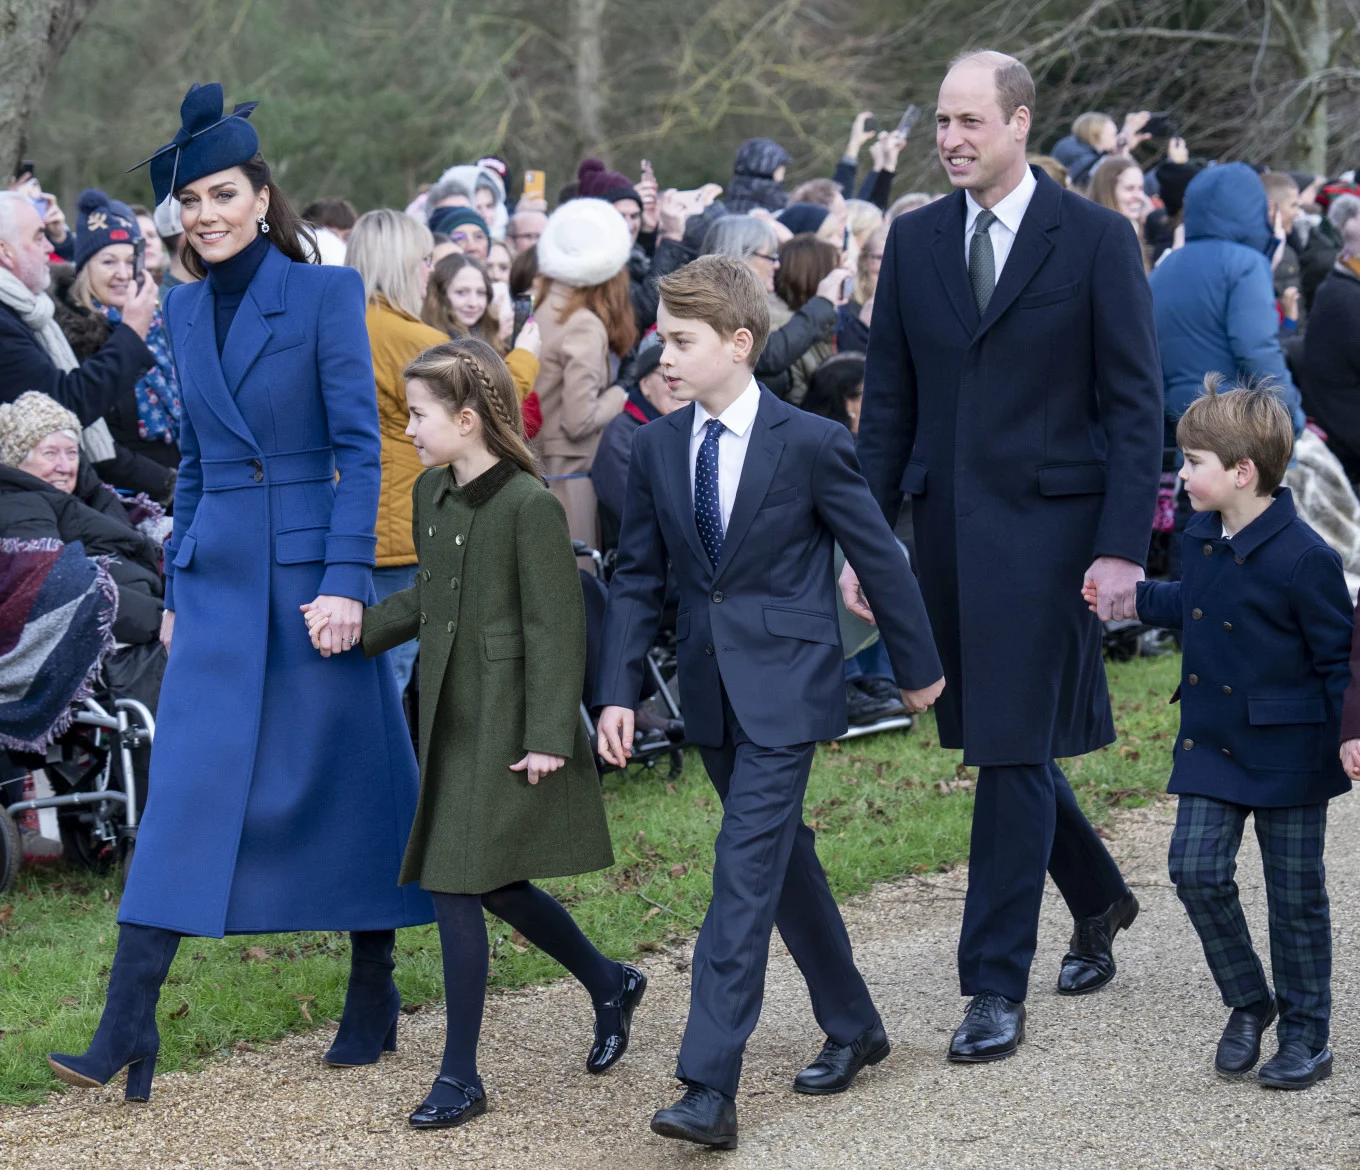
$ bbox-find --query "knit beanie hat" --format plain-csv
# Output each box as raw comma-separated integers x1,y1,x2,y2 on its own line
427,204,490,239
0,391,83,468
577,159,642,208
536,198,632,288
74,189,142,273
777,202,831,236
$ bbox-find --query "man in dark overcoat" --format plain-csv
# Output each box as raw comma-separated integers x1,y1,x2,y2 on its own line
843,51,1163,1061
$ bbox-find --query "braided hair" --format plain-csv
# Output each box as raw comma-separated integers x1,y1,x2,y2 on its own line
403,336,539,479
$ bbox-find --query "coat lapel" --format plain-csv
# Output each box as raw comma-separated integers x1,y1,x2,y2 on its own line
220,244,289,395
660,405,712,571
975,167,1060,338
931,190,981,335
712,389,786,587
180,280,260,451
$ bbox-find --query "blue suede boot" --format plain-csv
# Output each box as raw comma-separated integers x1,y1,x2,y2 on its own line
324,929,401,1066
48,923,181,1101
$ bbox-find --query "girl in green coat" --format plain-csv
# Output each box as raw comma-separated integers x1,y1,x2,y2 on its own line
307,337,643,1130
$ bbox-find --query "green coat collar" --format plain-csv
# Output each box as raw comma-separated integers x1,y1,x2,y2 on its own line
433,457,518,508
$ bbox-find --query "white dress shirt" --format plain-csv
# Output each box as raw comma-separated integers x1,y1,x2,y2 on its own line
963,164,1038,286
689,378,761,531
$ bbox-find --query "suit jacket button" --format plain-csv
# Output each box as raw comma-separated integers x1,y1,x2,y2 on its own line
1182,738,1195,750
711,591,723,603
1221,747,1232,757
1202,543,1213,556
1235,554,1245,564
1223,621,1232,631
1191,608,1203,620
1222,685,1232,695
704,643,714,655
1188,674,1199,685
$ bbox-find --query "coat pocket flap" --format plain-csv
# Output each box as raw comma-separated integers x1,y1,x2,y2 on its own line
759,486,798,510
1017,280,1079,309
899,462,927,496
484,632,526,660
1247,697,1328,726
171,532,197,569
1037,462,1107,496
763,605,839,645
275,525,328,564
675,608,691,639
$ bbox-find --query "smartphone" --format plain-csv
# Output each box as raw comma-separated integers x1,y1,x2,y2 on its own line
511,291,535,344
522,170,546,202
1144,112,1174,137
841,274,855,301
132,237,146,291
641,159,656,183
863,114,877,132
895,104,921,137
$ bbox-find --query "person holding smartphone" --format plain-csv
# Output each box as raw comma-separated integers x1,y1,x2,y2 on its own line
9,164,73,261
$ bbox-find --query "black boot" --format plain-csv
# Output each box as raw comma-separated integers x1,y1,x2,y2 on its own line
324,929,401,1067
48,923,180,1101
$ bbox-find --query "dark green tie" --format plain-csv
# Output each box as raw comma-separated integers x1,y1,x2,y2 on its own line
969,208,997,314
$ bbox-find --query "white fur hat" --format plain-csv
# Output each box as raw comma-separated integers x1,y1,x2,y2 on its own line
535,198,632,289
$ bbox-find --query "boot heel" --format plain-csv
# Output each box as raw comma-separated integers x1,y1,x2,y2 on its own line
383,1017,398,1053
125,1056,156,1102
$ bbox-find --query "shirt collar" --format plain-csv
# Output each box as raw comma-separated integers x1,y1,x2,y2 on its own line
1184,487,1298,559
692,377,761,437
965,164,1038,237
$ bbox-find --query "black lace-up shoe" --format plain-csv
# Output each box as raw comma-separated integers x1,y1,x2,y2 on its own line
1058,891,1139,995
793,1020,890,1094
947,992,1025,1062
650,1082,738,1149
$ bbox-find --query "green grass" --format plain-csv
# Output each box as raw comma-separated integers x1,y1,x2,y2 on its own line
0,654,1182,1105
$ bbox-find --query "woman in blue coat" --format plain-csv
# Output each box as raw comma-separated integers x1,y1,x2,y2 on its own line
48,83,432,1102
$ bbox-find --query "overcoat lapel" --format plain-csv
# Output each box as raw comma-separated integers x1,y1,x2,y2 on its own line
180,280,260,452
931,191,981,335
220,245,289,395
660,405,713,571
975,168,1061,338
712,391,786,587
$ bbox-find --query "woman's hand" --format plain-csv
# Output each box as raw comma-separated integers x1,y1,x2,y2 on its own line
492,281,515,346
816,266,853,307
299,595,363,657
846,111,876,158
510,752,566,785
514,317,542,359
159,609,175,653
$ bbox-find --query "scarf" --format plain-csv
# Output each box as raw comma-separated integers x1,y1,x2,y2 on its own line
0,267,116,463
100,301,182,444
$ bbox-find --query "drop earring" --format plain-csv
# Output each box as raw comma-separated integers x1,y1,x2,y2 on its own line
258,214,270,235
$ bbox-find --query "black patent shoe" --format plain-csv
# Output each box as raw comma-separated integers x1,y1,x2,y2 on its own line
793,1020,890,1095
947,992,1025,1062
650,1082,738,1149
586,963,647,1074
1259,1042,1333,1090
1057,891,1139,996
408,1076,488,1129
1215,997,1278,1076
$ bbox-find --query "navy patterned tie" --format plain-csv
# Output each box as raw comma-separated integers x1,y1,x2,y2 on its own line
969,207,998,314
694,418,727,567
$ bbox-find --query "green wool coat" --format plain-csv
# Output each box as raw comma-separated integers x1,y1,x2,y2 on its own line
362,459,614,894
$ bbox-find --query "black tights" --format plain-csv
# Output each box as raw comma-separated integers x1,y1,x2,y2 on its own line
430,881,621,1093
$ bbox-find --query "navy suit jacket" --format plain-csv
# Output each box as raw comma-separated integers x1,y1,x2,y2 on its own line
594,386,942,748
1137,489,1353,807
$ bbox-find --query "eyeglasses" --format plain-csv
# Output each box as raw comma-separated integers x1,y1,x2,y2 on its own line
507,231,541,243
752,251,779,263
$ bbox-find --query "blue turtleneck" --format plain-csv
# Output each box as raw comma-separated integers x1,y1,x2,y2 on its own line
204,232,272,355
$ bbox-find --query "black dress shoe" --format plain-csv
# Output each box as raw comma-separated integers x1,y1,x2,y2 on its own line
408,1076,488,1129
1258,1041,1333,1090
1215,997,1278,1076
793,1020,890,1095
857,677,906,706
1057,891,1139,996
947,992,1025,1062
847,683,908,726
586,963,647,1074
650,1083,738,1149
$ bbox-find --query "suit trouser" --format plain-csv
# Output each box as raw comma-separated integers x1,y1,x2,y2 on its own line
677,694,880,1098
1168,795,1331,1051
958,761,1129,1002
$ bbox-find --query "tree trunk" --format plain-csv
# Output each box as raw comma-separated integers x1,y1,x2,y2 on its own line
572,0,607,157
1294,0,1331,174
0,0,101,177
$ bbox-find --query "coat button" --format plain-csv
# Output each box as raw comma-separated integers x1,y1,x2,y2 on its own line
1221,747,1232,757
1222,685,1232,695
447,621,455,633
704,643,714,655
422,570,430,582
1235,555,1245,564
1188,674,1199,685
1183,738,1195,750
450,578,459,590
1191,608,1203,620
712,591,724,603
419,613,427,624
1202,543,1213,556
251,458,263,483
1223,621,1232,632
455,534,465,546
428,525,436,537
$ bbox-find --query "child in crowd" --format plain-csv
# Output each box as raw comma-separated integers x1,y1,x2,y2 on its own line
594,256,942,1148
1087,376,1352,1089
307,337,641,1129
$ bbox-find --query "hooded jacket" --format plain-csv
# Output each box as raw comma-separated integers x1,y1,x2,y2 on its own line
1147,162,1303,437
725,138,792,214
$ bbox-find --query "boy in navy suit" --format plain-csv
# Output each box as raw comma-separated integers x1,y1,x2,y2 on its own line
595,256,944,1148
1088,377,1352,1090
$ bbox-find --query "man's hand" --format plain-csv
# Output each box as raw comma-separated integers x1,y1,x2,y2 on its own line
597,705,635,767
121,271,158,339
839,561,875,625
1082,556,1144,621
901,676,944,714
1341,738,1360,781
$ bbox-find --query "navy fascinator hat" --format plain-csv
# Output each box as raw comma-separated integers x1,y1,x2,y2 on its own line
128,82,260,206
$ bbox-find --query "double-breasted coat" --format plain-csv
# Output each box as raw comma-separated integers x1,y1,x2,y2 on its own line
858,166,1164,766
118,244,432,937
361,459,614,894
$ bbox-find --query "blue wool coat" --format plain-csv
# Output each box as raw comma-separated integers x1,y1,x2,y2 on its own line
1136,489,1353,807
118,245,433,937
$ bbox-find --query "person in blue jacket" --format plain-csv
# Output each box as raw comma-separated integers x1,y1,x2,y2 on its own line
48,83,432,1103
1090,377,1352,1091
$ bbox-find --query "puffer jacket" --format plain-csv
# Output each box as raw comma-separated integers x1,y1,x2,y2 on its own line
1050,135,1105,188
1147,162,1304,440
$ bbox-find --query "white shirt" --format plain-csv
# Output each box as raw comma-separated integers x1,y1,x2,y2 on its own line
963,164,1038,286
689,378,761,531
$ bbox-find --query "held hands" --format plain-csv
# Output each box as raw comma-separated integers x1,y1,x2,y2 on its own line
597,705,635,768
1341,739,1360,782
300,595,364,657
1081,556,1144,621
510,752,566,785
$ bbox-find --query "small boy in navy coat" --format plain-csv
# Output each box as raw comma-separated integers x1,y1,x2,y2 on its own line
1088,377,1352,1089
595,256,944,1148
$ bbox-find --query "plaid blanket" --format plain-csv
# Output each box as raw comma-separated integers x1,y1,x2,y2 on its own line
0,538,117,752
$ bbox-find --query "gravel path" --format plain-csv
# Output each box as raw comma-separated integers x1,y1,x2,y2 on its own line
4,795,1359,1168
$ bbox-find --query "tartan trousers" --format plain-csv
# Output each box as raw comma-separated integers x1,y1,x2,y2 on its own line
1168,794,1332,1052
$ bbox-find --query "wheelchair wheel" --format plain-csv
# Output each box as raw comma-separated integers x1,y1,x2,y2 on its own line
58,809,119,874
0,807,19,893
